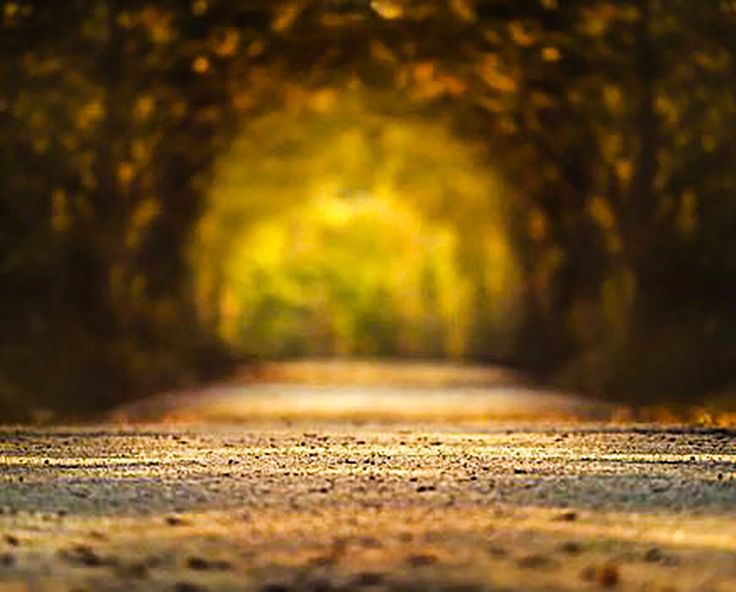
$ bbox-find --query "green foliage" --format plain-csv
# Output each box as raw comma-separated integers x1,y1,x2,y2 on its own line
194,99,520,361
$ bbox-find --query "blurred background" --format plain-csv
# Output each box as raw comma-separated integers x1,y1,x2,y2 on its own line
1,0,736,421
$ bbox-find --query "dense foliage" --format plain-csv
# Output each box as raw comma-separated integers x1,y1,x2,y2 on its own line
2,0,736,419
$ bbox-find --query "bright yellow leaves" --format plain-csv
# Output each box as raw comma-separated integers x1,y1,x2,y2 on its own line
579,3,636,36
508,21,536,47
51,190,70,233
371,1,404,20
212,28,240,58
192,56,210,74
139,7,174,44
189,27,242,75
527,209,547,241
2,1,31,27
587,196,615,231
78,101,104,131
3,1,18,25
409,62,467,100
476,55,517,94
587,196,621,254
191,0,208,17
272,2,304,32
117,162,135,188
134,96,155,122
541,46,562,62
450,0,476,23
677,190,698,238
126,199,161,251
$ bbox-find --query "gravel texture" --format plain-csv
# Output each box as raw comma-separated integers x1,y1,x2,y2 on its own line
0,362,735,591
1,424,735,591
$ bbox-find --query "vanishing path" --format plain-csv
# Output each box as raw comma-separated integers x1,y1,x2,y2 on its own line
111,360,610,424
0,361,735,591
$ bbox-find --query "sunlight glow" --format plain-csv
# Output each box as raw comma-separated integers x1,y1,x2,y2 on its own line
192,93,522,361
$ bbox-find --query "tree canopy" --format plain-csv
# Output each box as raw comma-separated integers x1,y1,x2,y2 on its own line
2,0,736,418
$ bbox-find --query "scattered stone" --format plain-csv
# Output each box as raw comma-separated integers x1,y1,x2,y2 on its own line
559,541,582,555
186,556,231,571
352,571,385,587
406,553,437,567
598,564,620,588
304,577,333,592
518,554,552,569
0,552,15,567
582,564,619,588
144,554,170,569
643,547,678,566
116,561,148,579
259,584,291,592
58,544,110,567
308,555,335,568
174,582,207,592
357,536,382,549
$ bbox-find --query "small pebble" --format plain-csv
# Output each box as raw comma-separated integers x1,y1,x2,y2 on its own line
58,544,109,567
174,583,207,592
116,561,148,579
518,554,551,569
259,585,291,592
0,552,15,567
165,516,188,527
352,571,385,586
406,553,437,567
304,577,333,592
560,541,582,554
186,556,231,571
582,564,619,588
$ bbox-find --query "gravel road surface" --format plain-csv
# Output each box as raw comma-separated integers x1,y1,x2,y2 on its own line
0,362,734,591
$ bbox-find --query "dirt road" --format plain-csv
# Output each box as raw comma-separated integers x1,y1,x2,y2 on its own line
0,362,734,591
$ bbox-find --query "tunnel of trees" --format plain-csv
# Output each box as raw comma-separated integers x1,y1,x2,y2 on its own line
2,0,736,420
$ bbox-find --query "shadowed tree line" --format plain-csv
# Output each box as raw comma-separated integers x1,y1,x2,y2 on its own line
1,0,736,419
